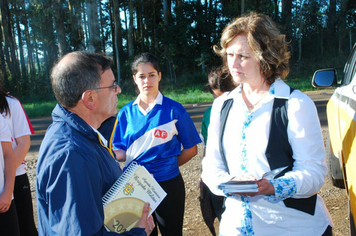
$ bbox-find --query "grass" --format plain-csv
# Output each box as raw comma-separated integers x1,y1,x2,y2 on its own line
22,90,215,118
23,101,58,118
21,76,323,118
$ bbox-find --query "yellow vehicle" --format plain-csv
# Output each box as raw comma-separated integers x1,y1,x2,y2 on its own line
312,45,356,235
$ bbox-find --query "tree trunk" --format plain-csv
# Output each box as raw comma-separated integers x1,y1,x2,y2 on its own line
34,39,41,75
39,2,56,93
327,0,337,55
338,0,349,54
297,1,304,62
123,3,129,53
163,0,175,81
68,0,85,50
0,24,9,85
14,3,28,83
86,0,101,52
99,2,106,53
53,0,68,57
152,1,157,55
112,0,121,84
127,0,134,59
137,1,144,52
1,0,20,83
163,0,169,26
21,0,35,78
273,0,278,20
281,0,292,42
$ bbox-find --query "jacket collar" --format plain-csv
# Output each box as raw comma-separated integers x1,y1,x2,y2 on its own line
52,104,98,142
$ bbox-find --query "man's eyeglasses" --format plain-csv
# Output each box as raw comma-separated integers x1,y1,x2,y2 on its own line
94,81,119,92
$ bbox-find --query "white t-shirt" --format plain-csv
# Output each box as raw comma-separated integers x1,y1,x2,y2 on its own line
1,96,34,176
0,115,13,196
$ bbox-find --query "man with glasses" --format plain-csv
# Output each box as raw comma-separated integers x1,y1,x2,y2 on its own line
36,51,154,235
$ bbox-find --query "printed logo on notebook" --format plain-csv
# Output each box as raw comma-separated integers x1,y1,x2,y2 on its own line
154,129,168,139
123,183,134,196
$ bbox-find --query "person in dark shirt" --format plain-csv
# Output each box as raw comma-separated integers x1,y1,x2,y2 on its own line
36,51,154,236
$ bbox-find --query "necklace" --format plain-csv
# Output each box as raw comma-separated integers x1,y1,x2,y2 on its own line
242,89,268,110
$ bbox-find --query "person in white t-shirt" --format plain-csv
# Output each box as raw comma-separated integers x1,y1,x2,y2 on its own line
0,89,37,235
0,114,20,236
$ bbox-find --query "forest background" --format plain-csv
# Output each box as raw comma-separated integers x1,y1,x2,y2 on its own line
1,0,355,115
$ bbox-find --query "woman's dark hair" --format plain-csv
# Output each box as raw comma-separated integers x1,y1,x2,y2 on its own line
0,85,11,117
131,52,161,95
208,67,236,94
131,52,161,75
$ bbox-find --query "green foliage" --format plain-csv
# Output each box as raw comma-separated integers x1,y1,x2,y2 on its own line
165,88,213,104
161,72,208,89
288,52,349,82
284,77,314,91
22,101,57,118
117,93,136,108
21,70,328,118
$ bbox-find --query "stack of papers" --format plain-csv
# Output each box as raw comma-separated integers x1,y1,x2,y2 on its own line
218,166,289,194
218,180,258,193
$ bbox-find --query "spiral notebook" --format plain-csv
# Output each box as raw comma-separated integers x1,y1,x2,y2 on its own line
102,162,166,233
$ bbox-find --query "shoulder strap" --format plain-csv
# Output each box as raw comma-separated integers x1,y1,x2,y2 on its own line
219,98,234,174
265,87,295,177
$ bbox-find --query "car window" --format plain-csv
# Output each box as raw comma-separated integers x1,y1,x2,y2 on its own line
343,46,356,85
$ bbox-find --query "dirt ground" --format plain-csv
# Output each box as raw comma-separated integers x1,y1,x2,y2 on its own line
26,127,350,236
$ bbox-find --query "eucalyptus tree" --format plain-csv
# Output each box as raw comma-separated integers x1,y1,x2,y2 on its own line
1,0,21,84
87,0,102,52
21,0,36,78
68,0,85,51
127,0,134,59
14,2,28,84
112,0,122,84
0,24,8,85
53,0,67,57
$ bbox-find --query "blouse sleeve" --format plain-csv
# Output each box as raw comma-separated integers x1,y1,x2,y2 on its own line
283,90,327,198
9,98,34,138
0,116,11,142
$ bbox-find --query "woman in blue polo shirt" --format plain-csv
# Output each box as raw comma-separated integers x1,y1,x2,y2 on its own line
112,52,201,236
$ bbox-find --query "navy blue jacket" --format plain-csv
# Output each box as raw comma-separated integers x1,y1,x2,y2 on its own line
36,104,146,236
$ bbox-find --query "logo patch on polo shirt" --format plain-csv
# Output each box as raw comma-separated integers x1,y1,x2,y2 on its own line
154,129,168,139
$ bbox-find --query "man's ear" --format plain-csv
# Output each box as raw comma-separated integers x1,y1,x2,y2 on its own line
81,90,96,110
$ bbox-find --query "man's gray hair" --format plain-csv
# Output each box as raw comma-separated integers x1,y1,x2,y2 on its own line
51,51,112,108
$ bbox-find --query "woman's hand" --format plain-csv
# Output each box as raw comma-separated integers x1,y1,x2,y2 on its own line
229,178,275,197
0,141,16,213
255,178,275,195
0,192,12,213
135,202,155,235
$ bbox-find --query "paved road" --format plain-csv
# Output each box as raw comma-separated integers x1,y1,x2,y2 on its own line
28,90,333,154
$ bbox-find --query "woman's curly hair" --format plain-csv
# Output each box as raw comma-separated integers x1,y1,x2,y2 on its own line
214,12,291,85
